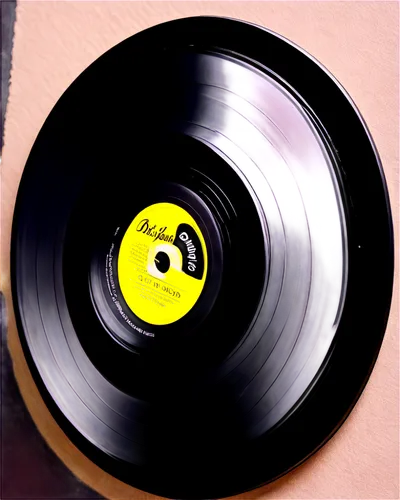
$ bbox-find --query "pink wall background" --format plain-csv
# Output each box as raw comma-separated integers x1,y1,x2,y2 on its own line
1,2,399,499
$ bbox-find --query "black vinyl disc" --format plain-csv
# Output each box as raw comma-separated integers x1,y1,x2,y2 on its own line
11,16,394,499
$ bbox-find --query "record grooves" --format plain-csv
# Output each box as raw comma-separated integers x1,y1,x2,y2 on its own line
11,16,394,499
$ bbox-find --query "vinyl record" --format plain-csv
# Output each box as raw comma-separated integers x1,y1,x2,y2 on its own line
11,16,394,499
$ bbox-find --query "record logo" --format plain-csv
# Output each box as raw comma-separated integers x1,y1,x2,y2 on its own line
118,202,208,325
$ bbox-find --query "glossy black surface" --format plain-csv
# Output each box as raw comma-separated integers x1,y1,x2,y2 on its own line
11,16,393,499
1,294,102,499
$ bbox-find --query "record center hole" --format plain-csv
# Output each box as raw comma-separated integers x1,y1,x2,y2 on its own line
155,251,170,273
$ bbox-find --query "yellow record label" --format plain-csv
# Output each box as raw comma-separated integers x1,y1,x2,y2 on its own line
118,202,208,326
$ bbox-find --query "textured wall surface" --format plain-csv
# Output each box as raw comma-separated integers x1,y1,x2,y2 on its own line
1,2,399,499
1,0,16,151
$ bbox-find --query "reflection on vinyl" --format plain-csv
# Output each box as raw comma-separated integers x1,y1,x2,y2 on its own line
11,16,394,499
